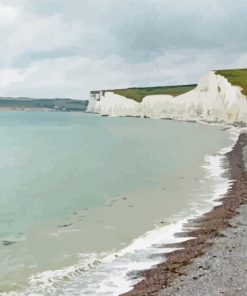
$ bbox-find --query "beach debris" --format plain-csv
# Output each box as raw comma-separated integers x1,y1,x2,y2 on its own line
217,233,227,238
221,127,230,131
128,205,133,207
198,265,209,271
1,240,16,246
122,197,127,200
57,223,73,228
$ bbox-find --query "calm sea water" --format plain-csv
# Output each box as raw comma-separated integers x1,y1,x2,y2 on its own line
0,112,232,295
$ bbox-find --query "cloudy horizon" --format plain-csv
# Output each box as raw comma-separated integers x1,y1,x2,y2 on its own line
0,0,247,99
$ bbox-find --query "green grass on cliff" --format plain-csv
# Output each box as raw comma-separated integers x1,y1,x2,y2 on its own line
215,68,247,96
106,84,196,103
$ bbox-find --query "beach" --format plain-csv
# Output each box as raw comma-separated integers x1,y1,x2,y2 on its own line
122,132,247,296
159,203,247,296
1,1,246,295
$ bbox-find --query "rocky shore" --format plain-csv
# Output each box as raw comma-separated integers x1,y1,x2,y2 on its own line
159,202,247,296
122,132,247,296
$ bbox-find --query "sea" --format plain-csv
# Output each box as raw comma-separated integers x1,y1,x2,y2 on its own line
0,111,235,295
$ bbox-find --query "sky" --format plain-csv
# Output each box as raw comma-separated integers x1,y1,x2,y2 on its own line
0,0,246,99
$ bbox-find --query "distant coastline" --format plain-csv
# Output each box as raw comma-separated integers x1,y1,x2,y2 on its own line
0,97,88,112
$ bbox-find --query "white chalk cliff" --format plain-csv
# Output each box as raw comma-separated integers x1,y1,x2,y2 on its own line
87,71,247,124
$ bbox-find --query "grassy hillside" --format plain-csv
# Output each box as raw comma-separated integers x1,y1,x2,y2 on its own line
103,84,196,103
215,68,247,96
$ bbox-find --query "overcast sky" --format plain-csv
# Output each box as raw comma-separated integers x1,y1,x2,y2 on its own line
0,0,246,99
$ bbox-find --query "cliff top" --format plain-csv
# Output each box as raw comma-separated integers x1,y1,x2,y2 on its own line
215,68,247,96
91,68,247,102
103,84,196,103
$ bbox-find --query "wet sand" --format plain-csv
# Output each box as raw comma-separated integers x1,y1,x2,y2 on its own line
122,132,247,296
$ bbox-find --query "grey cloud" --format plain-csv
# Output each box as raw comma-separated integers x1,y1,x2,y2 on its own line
102,0,247,60
0,0,247,99
4,0,247,61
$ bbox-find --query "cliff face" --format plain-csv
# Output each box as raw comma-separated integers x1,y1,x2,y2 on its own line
87,71,247,124
100,92,143,117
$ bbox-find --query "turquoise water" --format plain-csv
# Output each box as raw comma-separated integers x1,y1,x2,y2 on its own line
0,112,232,295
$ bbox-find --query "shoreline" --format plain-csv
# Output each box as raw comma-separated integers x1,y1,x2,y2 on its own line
121,131,247,296
0,117,233,296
